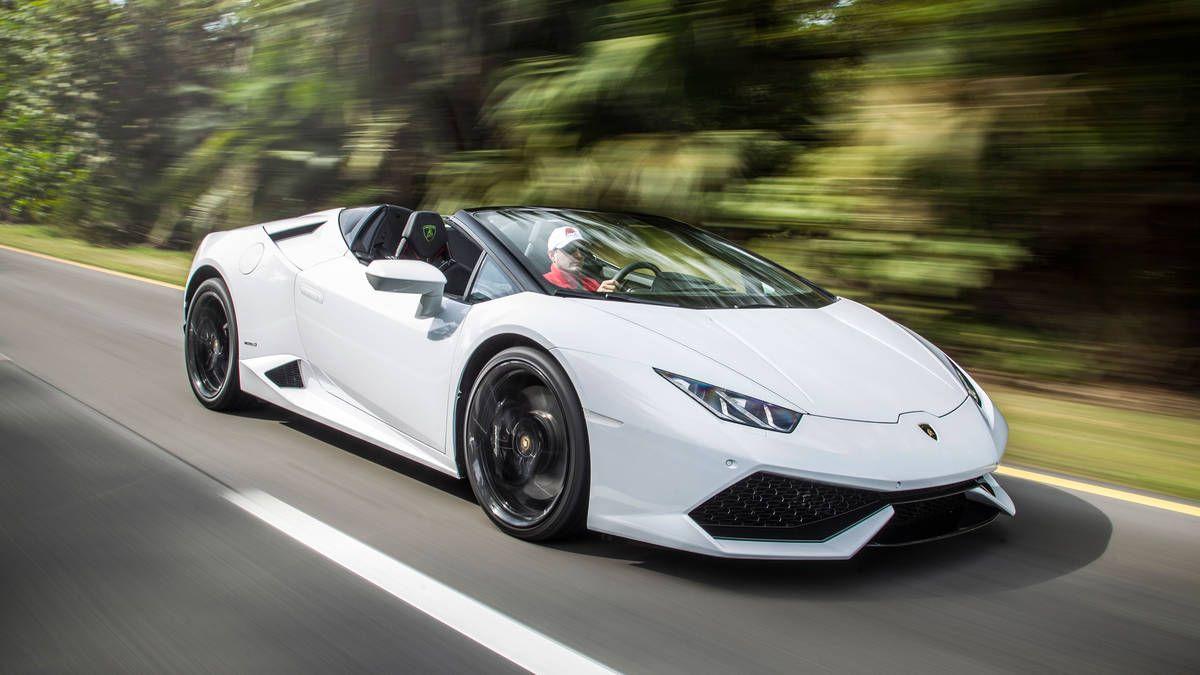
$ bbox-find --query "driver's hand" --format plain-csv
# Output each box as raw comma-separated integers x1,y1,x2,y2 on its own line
597,279,619,293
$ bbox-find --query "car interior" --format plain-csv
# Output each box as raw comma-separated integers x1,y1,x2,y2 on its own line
345,205,483,298
488,216,613,283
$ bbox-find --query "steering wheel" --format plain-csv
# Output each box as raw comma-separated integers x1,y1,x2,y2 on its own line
611,261,662,291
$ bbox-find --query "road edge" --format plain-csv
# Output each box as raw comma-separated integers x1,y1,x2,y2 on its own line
0,242,185,290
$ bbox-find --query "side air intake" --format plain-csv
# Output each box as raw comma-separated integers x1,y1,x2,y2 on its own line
265,360,304,388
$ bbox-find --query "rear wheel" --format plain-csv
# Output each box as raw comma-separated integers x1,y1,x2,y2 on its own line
463,347,589,541
185,277,250,411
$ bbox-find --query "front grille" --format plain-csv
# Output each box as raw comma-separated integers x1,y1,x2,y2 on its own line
690,472,878,529
690,472,980,542
265,360,304,388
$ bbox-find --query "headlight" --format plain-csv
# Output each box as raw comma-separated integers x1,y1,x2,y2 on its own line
900,326,981,408
655,369,802,433
950,362,981,407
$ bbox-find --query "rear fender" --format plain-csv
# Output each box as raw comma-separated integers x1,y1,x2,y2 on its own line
186,225,308,364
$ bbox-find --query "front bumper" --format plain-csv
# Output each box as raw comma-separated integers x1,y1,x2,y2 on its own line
590,471,1014,560
562,349,1014,560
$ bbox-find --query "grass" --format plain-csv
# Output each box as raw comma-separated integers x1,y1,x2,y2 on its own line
992,385,1199,502
0,224,191,286
1,222,1197,502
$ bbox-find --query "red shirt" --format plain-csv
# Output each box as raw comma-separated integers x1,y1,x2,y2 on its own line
544,263,600,292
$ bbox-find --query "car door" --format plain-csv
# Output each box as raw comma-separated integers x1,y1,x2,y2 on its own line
294,251,474,453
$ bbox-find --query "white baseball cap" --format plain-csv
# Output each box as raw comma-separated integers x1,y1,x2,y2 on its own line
546,225,586,253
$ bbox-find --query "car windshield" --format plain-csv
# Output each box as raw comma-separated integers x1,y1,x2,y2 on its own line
470,208,836,309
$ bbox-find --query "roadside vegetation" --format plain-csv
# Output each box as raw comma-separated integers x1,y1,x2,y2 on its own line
993,385,1199,502
2,1,1197,394
0,225,190,286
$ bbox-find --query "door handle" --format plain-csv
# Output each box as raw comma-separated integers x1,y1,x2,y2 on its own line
299,283,324,304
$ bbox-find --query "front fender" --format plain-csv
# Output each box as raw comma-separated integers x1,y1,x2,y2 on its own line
454,293,789,419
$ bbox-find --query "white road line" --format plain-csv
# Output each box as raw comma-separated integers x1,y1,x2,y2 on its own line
0,352,10,362
225,489,616,675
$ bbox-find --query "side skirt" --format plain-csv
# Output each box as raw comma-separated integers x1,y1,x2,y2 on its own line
239,355,461,477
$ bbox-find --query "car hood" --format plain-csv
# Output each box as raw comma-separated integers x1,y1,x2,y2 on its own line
586,298,967,423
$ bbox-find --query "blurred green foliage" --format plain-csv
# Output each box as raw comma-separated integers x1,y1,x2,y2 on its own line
1,0,1197,390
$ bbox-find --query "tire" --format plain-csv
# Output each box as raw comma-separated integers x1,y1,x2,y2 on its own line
463,346,589,541
185,276,250,411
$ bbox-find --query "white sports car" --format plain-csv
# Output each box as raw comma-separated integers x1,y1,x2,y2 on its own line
184,205,1014,559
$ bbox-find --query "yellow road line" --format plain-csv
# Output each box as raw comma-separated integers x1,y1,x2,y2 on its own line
997,466,1200,517
0,243,185,290
3,241,1198,518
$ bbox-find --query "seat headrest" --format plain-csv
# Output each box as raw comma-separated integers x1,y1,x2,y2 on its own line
402,211,447,259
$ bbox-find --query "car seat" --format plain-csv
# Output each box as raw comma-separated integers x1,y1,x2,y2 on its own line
393,211,445,260
356,205,412,262
523,219,557,274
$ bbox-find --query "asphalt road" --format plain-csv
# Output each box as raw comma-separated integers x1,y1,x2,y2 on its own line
1,246,1197,673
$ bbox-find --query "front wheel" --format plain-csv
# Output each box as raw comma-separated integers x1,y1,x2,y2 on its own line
463,347,589,541
185,276,250,411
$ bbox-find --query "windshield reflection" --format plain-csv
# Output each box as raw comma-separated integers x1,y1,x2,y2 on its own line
471,208,834,309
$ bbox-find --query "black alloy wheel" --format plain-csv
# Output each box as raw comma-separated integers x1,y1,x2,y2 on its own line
185,277,249,411
464,347,589,541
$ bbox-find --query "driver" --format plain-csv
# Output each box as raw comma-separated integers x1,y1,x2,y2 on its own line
543,226,618,293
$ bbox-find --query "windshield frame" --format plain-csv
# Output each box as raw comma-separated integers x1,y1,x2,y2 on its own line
462,206,838,309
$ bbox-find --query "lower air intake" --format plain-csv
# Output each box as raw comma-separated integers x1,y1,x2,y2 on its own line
689,472,984,542
265,360,303,388
870,493,999,546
